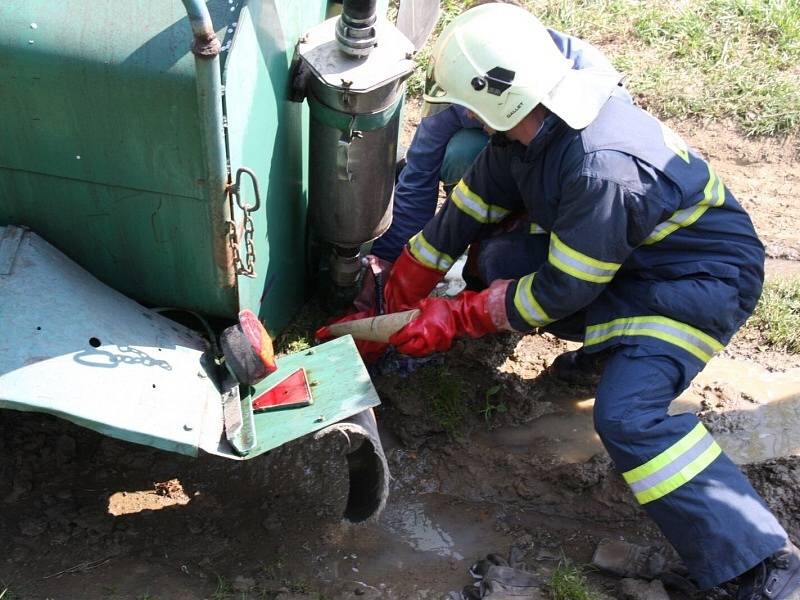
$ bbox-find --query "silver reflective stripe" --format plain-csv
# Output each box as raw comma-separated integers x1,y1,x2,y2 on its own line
453,185,488,221
517,289,547,324
644,166,724,245
513,274,551,326
585,319,719,359
530,223,547,234
409,233,454,271
628,432,715,494
549,242,617,281
452,181,510,224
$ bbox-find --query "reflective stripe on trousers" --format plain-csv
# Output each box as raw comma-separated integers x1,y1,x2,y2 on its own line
595,347,787,589
585,315,724,363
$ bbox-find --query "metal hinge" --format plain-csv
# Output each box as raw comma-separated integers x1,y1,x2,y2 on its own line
226,167,261,278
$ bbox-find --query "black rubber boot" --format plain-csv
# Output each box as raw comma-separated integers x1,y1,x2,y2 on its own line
737,542,800,599
548,348,610,386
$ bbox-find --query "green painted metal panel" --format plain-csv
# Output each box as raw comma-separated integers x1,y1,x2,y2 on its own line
224,1,327,333
0,1,240,317
0,0,393,326
0,169,234,312
243,335,380,458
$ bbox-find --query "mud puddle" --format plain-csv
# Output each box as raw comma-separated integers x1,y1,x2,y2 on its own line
475,396,602,463
685,358,800,463
315,491,514,596
472,357,800,466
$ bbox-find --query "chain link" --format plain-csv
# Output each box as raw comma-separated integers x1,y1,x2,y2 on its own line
226,167,261,278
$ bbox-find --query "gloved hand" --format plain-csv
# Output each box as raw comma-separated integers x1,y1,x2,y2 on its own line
383,246,446,312
352,254,393,313
389,280,512,357
315,309,388,364
317,247,446,363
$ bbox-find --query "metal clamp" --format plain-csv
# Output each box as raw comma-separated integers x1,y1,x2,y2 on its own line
226,167,262,278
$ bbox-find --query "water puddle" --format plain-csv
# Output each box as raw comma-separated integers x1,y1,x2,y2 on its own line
326,493,510,592
678,358,800,464
477,398,602,463
383,499,464,559
475,358,800,465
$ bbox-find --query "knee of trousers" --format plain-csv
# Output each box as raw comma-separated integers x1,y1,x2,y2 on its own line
441,129,489,185
593,395,668,451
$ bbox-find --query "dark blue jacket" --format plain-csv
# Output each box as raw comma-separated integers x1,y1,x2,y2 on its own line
409,97,764,363
370,28,624,262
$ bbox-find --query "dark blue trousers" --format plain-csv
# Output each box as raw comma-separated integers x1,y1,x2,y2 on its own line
476,228,788,589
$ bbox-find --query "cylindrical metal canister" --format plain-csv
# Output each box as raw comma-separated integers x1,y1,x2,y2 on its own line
297,14,414,285
307,86,403,247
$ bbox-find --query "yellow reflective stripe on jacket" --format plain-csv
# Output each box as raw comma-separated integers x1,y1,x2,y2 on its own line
644,165,725,245
452,180,511,224
408,231,455,272
548,233,621,284
584,315,724,363
530,223,547,234
513,273,552,327
623,422,722,504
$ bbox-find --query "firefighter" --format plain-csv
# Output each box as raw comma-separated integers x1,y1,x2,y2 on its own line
369,8,630,266
320,3,800,597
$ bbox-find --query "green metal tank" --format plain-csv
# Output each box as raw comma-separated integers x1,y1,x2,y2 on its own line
0,0,399,522
0,0,387,332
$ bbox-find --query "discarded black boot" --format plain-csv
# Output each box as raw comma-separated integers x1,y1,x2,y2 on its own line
736,542,800,599
548,348,609,386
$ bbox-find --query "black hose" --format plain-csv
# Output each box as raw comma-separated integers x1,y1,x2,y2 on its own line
341,0,377,25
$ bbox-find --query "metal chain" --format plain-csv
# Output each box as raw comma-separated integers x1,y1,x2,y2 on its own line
226,167,261,278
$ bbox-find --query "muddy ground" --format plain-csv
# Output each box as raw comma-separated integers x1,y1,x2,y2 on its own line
1,110,799,599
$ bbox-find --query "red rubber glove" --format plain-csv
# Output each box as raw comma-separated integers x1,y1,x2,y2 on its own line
389,280,513,357
315,310,388,364
383,246,445,312
316,247,445,363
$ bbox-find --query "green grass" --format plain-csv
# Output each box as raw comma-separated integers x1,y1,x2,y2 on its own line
479,383,508,424
405,0,471,96
406,0,800,136
548,560,600,600
212,575,234,600
748,278,800,353
273,303,326,356
421,366,467,434
275,332,311,355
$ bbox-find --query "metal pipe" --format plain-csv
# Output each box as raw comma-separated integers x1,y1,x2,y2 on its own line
181,0,234,288
336,0,378,57
182,0,222,56
342,0,377,24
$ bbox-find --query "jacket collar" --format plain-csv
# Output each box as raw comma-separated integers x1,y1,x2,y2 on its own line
523,112,569,162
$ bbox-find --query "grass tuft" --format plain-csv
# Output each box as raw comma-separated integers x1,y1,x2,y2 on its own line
421,366,467,434
748,278,800,353
548,559,600,600
212,575,233,600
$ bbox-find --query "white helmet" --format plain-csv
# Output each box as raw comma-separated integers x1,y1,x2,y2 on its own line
424,3,621,131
